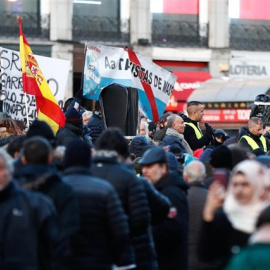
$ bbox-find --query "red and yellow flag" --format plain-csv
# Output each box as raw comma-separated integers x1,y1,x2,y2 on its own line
18,17,65,135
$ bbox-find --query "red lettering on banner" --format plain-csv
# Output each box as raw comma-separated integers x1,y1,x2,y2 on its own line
202,109,251,122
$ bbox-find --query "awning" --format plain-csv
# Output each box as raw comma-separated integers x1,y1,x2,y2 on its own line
187,78,270,103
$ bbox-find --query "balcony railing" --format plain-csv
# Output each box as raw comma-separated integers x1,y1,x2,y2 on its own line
0,12,50,40
152,20,208,48
72,16,130,45
230,22,270,51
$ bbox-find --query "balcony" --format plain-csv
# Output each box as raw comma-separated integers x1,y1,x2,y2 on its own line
230,20,270,51
72,16,130,45
152,19,208,48
0,12,50,40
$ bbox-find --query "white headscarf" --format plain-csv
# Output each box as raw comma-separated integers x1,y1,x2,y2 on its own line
223,160,270,234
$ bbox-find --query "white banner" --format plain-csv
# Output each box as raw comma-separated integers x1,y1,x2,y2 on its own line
0,47,70,125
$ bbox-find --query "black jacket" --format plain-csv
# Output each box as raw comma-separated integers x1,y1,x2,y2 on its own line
14,164,80,258
183,117,212,151
238,126,269,154
63,166,130,270
132,177,171,270
198,208,250,269
152,171,189,270
162,135,188,153
187,181,213,270
0,181,60,270
91,152,150,267
55,123,83,147
87,111,103,144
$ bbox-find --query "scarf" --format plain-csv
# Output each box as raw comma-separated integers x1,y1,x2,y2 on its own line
166,128,193,155
224,160,270,234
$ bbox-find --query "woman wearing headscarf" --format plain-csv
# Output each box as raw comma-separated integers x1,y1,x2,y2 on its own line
198,160,270,269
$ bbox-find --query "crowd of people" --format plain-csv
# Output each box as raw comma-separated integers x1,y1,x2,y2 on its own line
1,98,270,270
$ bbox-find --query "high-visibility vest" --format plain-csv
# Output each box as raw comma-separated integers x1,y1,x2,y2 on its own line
184,122,203,139
240,135,267,152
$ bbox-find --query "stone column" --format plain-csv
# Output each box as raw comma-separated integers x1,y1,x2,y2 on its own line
50,0,73,99
208,0,230,77
130,0,152,57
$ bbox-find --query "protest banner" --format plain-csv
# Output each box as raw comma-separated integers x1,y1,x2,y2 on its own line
83,44,177,122
0,47,70,126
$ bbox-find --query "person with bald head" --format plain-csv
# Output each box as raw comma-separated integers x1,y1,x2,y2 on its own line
239,117,269,155
162,114,193,155
183,161,212,270
183,101,214,151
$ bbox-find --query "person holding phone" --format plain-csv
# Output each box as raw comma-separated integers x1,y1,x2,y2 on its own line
198,160,270,269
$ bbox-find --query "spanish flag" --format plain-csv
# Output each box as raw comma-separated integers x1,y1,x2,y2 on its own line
18,17,65,135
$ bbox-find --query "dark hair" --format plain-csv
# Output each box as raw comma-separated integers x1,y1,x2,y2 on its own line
7,135,26,158
22,136,52,165
159,112,173,125
263,122,270,129
63,98,74,113
63,139,91,168
95,127,130,158
228,145,249,167
187,101,203,107
256,205,270,229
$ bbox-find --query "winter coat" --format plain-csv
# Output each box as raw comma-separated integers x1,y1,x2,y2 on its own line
91,152,150,267
153,127,168,142
187,181,213,270
163,135,188,153
132,177,171,270
87,112,103,144
63,166,130,270
238,126,269,154
226,243,270,270
183,117,212,151
152,171,189,270
55,123,83,147
14,164,80,258
198,208,250,269
0,181,60,270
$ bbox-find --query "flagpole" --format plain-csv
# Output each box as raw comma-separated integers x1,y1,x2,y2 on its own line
24,92,30,129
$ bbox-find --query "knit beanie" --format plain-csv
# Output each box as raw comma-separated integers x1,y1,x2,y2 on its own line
65,108,83,129
63,139,91,168
210,145,233,169
26,120,55,147
129,136,151,158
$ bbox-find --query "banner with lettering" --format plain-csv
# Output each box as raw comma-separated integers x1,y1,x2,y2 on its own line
83,44,177,122
0,47,70,125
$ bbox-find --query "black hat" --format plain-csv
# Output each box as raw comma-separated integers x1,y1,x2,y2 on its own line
26,120,55,147
65,108,82,128
210,145,233,169
63,139,91,168
129,136,151,158
139,146,167,165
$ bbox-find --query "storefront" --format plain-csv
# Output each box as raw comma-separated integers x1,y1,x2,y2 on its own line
187,78,270,132
154,60,212,113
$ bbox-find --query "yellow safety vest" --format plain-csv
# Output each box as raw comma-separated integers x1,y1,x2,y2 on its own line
240,135,267,152
184,122,203,139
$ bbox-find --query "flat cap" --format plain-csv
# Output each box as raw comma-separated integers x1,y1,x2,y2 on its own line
139,146,167,165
